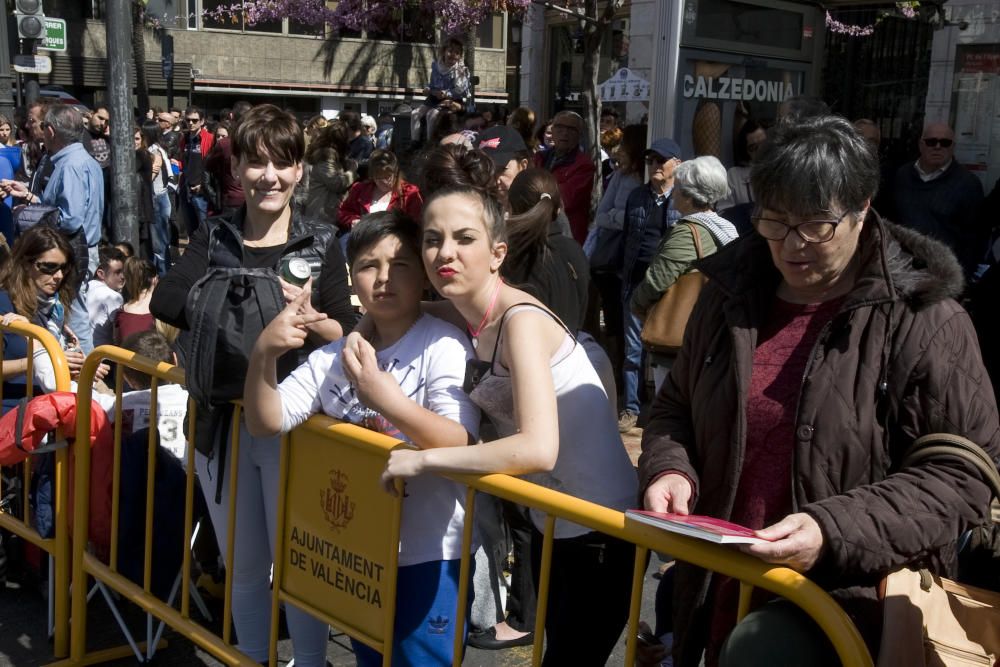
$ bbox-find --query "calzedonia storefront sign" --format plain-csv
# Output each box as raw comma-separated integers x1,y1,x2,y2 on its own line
682,74,796,102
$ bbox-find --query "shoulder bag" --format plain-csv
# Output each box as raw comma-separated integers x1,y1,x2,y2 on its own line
639,223,706,354
878,433,1000,667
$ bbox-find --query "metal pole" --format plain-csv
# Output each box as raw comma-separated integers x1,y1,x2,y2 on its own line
0,4,15,119
106,0,138,247
648,0,683,142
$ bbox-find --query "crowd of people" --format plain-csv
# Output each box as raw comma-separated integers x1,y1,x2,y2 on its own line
0,38,998,667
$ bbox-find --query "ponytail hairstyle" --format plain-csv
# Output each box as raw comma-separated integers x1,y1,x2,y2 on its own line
122,257,156,305
503,168,561,278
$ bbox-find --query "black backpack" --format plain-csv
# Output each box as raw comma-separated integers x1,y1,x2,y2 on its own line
183,220,285,463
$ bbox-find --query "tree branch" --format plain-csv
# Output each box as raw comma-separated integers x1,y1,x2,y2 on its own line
531,0,600,26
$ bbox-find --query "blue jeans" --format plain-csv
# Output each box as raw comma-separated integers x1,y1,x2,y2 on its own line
622,305,643,415
179,187,208,236
67,247,99,354
151,191,172,276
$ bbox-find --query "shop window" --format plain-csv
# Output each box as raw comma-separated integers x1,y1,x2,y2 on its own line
951,44,1000,189
690,0,804,52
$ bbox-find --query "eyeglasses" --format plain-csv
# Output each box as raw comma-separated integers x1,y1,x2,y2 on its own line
645,154,668,165
185,117,201,124
157,118,171,125
752,210,852,244
34,261,70,276
922,137,953,148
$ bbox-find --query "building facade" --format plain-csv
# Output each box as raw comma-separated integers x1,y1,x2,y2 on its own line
36,0,509,119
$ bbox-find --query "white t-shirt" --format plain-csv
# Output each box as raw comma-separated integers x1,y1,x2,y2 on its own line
95,385,191,463
278,313,480,566
86,280,123,347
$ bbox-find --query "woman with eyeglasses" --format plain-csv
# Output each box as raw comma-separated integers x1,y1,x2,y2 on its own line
0,225,86,396
638,115,1000,667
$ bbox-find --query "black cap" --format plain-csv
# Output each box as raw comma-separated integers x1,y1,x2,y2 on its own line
475,125,528,170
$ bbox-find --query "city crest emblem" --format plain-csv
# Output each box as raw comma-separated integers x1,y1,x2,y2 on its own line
320,469,356,533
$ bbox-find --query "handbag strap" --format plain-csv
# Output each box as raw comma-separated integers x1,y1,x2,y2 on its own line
685,222,704,260
902,433,1000,502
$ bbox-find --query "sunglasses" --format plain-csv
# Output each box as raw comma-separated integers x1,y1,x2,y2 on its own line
185,117,201,124
645,154,668,165
923,138,953,148
34,261,70,276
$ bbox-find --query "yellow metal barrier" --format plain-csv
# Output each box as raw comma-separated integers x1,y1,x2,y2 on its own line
59,344,872,667
61,345,257,666
0,320,71,659
271,415,874,667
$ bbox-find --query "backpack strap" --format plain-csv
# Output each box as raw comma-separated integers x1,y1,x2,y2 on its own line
184,273,231,406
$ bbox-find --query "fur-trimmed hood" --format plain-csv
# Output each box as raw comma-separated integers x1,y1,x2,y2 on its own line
698,212,965,309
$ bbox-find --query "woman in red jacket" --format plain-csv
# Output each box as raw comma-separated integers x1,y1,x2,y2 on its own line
337,149,422,234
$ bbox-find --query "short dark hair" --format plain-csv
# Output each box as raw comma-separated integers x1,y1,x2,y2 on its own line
98,246,126,273
183,106,202,120
338,110,363,134
601,107,619,119
232,104,305,166
346,209,420,269
751,114,879,217
92,105,109,116
120,330,175,390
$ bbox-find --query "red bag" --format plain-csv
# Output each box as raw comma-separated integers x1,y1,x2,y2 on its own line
0,392,114,561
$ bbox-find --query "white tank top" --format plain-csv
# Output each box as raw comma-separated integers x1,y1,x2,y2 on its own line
469,304,638,538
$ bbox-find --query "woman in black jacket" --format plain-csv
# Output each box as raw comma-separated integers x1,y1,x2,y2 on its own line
150,104,354,667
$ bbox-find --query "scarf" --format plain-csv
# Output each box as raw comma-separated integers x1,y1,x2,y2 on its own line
35,293,66,347
683,210,739,247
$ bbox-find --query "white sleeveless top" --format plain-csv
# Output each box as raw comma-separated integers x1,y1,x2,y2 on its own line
469,304,638,538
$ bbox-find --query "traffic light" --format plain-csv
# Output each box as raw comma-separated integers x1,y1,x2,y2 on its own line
15,0,45,41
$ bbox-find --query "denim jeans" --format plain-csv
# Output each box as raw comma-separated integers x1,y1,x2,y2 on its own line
179,187,208,236
67,247,99,354
622,305,643,415
151,191,172,276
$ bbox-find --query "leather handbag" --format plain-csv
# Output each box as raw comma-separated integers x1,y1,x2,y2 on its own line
640,223,706,353
878,433,1000,667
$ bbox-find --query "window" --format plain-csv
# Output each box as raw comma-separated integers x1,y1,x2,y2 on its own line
367,1,434,43
476,14,505,49
86,0,106,19
201,0,282,33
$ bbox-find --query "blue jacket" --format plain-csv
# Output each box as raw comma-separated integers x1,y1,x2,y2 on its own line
43,142,104,246
620,183,680,295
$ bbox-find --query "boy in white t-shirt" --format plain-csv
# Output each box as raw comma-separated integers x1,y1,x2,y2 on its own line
244,210,480,667
116,330,190,463
87,246,126,347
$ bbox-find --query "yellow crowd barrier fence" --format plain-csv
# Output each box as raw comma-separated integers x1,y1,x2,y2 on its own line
56,344,872,666
0,320,72,659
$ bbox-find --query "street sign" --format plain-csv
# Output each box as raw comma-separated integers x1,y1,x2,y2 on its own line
38,18,67,53
13,54,52,75
598,68,651,102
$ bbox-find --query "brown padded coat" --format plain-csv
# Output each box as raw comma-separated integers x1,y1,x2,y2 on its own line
638,215,1000,665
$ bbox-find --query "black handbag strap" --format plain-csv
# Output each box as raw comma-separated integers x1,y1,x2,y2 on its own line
902,433,1000,502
